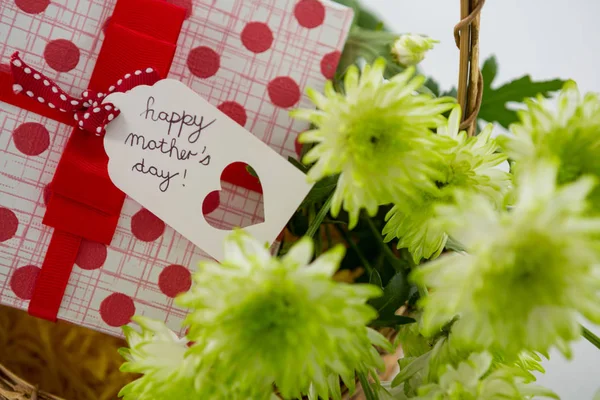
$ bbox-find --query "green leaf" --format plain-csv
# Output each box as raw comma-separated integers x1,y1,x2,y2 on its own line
356,6,385,31
338,27,402,79
287,211,309,237
331,0,361,24
331,0,387,31
481,55,498,86
300,176,337,208
370,315,415,328
424,78,441,97
368,270,409,318
369,269,383,289
442,86,458,99
335,225,374,275
287,156,309,173
391,352,431,387
305,192,334,238
479,55,567,128
364,217,409,273
332,0,359,10
357,371,379,400
407,285,420,306
582,325,600,351
332,0,359,12
245,165,259,178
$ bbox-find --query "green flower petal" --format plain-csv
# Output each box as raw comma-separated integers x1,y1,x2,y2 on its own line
411,351,557,400
118,317,198,400
414,162,600,358
383,105,511,263
176,231,387,399
500,81,600,213
291,58,455,229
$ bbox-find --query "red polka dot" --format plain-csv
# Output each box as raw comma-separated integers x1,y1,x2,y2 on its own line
75,239,107,270
241,22,274,54
321,51,341,80
13,122,50,156
218,101,247,127
100,293,135,327
10,265,40,300
268,77,301,108
165,0,193,19
158,264,192,298
202,191,220,215
44,39,80,72
15,0,50,14
295,135,303,157
187,47,220,79
294,0,326,29
0,64,10,74
0,208,18,243
131,208,165,242
42,183,52,205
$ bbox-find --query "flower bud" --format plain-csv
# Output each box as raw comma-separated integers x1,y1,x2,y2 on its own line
392,34,438,66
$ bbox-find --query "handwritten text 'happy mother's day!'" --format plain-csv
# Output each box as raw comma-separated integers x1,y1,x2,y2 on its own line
124,96,215,192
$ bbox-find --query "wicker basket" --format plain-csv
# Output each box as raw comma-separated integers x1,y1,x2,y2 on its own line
0,364,63,400
0,318,400,400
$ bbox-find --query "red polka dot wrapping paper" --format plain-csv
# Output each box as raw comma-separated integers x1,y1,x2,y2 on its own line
0,0,353,336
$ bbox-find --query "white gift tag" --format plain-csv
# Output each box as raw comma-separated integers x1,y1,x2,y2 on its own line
103,79,312,261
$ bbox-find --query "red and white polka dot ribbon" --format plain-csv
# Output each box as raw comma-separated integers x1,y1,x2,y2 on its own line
10,52,160,136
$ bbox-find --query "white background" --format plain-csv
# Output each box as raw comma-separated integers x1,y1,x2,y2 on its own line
366,0,600,398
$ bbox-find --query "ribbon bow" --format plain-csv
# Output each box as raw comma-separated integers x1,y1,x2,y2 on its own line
10,52,159,136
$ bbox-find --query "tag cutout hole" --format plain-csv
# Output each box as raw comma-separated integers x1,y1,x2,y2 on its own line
203,162,264,230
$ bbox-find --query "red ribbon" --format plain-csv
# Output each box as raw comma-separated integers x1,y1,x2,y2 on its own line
10,52,160,136
0,0,187,321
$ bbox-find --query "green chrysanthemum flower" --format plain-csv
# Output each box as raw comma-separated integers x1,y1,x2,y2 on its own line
383,106,511,262
291,58,455,228
120,317,274,399
176,230,390,400
499,81,600,211
413,162,600,358
393,327,545,398
413,352,557,400
119,317,196,400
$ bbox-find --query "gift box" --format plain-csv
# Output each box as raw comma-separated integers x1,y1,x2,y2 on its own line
0,0,353,336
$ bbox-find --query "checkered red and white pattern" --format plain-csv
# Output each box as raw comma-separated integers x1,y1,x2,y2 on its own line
0,0,353,336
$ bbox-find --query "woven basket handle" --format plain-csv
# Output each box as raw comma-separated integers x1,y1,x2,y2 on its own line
456,0,486,135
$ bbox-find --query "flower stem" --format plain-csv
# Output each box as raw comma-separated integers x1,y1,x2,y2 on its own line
324,224,333,250
364,216,404,273
582,325,600,350
335,224,373,275
357,371,378,400
305,192,333,238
